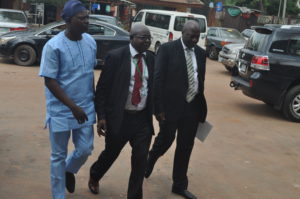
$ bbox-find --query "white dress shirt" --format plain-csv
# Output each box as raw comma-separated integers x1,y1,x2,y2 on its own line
125,44,149,110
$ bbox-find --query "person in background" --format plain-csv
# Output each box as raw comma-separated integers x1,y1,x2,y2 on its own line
39,1,97,198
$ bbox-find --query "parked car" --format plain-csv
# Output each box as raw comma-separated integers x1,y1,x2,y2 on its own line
0,8,28,35
132,9,207,53
0,19,129,67
218,43,245,71
205,27,246,59
230,25,300,122
219,29,254,71
89,14,123,27
241,29,254,40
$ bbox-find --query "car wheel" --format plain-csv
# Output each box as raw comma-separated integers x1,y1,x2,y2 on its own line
155,42,161,55
283,85,300,122
208,46,218,60
263,101,273,107
13,45,37,66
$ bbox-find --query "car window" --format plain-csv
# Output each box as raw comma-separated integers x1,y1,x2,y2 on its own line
245,31,270,51
220,29,244,39
287,35,300,56
208,29,217,36
174,16,206,32
39,24,66,35
145,13,170,30
133,12,144,22
0,11,27,23
88,24,115,36
269,32,289,54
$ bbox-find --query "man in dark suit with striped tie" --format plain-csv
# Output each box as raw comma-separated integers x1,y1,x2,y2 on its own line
145,20,208,199
88,24,155,199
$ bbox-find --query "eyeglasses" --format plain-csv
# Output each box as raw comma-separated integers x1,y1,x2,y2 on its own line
134,35,153,41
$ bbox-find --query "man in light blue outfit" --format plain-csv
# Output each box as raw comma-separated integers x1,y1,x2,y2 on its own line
39,1,96,199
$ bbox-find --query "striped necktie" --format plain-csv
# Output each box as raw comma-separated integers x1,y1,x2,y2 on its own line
186,49,196,102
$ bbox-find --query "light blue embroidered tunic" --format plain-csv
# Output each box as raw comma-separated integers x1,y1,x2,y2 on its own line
39,31,96,132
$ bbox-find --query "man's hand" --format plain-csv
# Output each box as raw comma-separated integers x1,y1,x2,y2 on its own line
71,105,88,124
97,119,107,137
155,112,166,123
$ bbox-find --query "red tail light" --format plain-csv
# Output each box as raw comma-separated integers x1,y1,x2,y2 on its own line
249,80,253,88
250,56,270,70
168,32,173,41
10,27,27,31
221,41,231,46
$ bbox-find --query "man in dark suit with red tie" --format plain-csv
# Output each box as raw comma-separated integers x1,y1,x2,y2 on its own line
145,20,208,199
88,24,154,199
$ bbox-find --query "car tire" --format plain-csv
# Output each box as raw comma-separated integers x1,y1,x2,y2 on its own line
14,44,37,66
225,65,231,71
282,85,300,122
263,101,273,107
155,42,161,55
208,46,218,60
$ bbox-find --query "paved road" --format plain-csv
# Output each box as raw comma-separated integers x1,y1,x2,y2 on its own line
0,58,299,199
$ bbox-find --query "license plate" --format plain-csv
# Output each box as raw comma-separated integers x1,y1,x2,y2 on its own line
239,63,248,73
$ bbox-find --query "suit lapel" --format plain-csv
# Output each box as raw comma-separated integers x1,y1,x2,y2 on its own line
122,46,131,89
175,39,189,88
145,52,153,85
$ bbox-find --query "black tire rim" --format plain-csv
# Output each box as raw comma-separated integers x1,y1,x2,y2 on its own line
291,94,300,117
18,49,30,62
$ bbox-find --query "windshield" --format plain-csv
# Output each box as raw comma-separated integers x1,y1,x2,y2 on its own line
0,11,27,23
90,15,117,25
245,31,270,51
220,29,244,39
36,21,65,33
174,16,206,32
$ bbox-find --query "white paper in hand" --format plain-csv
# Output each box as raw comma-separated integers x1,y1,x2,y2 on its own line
196,121,213,142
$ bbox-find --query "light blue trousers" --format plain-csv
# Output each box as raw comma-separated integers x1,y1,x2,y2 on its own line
49,125,94,199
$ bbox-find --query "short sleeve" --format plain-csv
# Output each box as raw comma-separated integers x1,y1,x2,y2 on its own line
39,43,59,79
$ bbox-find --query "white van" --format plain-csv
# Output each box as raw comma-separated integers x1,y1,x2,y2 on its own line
131,9,207,53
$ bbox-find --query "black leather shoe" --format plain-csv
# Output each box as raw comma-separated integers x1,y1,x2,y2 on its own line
172,188,197,199
65,172,75,193
88,177,99,195
144,156,157,178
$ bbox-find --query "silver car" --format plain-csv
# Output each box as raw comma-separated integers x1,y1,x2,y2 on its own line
218,43,245,71
0,8,28,35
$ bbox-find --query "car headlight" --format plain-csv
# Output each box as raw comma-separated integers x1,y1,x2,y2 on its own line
0,36,16,45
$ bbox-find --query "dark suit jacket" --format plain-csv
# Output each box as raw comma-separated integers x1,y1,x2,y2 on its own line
154,39,207,122
95,45,155,135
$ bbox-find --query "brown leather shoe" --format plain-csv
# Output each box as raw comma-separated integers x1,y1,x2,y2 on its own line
88,177,99,195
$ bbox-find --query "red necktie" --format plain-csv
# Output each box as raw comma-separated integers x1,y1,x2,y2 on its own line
131,54,143,106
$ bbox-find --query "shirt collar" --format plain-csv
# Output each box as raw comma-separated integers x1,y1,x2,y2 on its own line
129,44,146,58
181,38,194,52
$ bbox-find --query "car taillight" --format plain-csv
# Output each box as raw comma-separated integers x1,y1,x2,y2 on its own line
221,41,231,46
250,55,270,70
168,32,173,41
10,27,27,31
